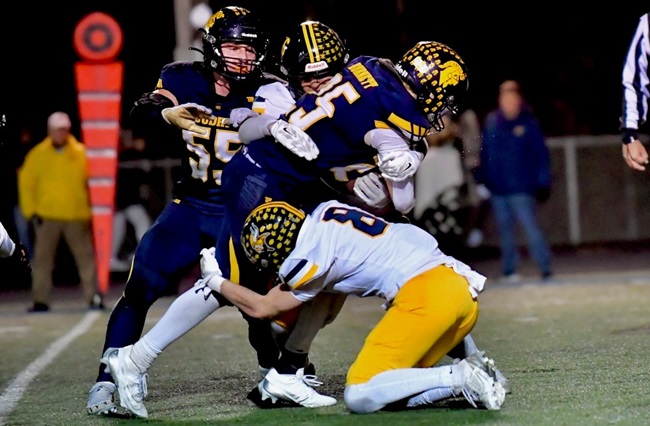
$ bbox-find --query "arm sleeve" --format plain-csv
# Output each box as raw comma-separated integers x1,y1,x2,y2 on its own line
387,177,416,214
238,114,277,143
621,13,650,132
129,92,175,139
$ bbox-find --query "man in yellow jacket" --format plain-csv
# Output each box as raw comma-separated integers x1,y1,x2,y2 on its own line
19,111,103,312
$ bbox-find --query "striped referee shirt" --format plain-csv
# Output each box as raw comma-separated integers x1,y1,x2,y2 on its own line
621,12,650,134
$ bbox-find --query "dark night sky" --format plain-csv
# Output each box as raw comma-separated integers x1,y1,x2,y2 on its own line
2,1,648,141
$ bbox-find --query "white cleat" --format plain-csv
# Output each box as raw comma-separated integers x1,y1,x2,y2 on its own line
469,350,511,394
455,352,506,410
259,367,337,408
86,381,118,415
101,345,149,418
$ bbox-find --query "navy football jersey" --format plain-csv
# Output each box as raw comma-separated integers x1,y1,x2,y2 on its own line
156,61,282,207
241,56,431,188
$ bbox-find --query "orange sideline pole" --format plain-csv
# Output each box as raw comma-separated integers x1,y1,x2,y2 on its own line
73,12,124,295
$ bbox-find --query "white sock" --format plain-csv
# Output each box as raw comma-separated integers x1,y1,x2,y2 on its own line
138,285,222,361
463,334,479,356
406,387,455,407
345,365,461,413
131,335,161,372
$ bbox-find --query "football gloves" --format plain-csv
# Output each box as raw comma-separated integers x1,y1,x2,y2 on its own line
352,172,390,208
195,247,225,292
10,242,31,275
229,107,259,128
377,149,421,182
161,103,214,136
269,120,319,161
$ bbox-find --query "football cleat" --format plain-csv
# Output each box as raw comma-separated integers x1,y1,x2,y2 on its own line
455,352,506,410
101,346,149,418
259,367,337,408
453,351,511,394
86,381,118,415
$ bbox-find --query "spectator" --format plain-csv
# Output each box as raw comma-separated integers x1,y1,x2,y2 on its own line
476,80,552,283
18,111,103,312
620,12,650,171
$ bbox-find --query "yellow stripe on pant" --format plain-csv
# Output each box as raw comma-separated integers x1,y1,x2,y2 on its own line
346,265,479,385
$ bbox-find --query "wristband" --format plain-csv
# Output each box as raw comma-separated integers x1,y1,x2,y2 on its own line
206,273,225,293
622,128,639,145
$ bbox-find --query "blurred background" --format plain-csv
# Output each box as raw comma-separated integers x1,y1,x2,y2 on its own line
1,0,649,287
1,1,647,138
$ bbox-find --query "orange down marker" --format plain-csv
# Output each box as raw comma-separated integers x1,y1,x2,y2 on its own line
73,12,124,295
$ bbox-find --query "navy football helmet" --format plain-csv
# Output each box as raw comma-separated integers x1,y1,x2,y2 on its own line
394,41,469,131
199,6,269,81
280,21,349,90
241,201,306,271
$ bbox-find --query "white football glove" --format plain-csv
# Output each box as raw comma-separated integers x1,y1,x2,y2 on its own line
352,172,390,208
269,120,319,161
377,149,421,182
195,247,225,292
161,102,213,136
229,107,259,128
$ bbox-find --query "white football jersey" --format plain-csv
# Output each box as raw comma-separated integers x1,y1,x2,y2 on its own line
251,81,296,118
278,200,486,303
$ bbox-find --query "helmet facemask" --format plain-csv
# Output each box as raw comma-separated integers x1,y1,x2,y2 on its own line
200,7,269,82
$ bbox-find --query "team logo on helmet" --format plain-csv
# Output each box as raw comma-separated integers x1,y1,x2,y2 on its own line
395,41,468,130
248,222,275,256
206,6,249,30
241,201,306,270
439,61,466,89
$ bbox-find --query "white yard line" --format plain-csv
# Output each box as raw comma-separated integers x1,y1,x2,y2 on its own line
0,311,101,425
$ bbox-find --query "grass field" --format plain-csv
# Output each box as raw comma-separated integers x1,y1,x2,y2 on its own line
2,275,650,425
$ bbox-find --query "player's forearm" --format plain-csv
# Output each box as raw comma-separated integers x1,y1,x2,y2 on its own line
219,280,279,319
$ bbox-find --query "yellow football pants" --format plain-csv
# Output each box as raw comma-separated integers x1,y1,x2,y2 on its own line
346,265,479,385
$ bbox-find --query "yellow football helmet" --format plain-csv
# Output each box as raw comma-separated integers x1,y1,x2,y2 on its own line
394,41,469,131
241,201,306,271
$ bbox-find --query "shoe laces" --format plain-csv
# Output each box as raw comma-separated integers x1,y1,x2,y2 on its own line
131,373,149,401
461,387,479,408
296,368,324,388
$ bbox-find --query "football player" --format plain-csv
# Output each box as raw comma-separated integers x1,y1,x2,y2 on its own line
200,199,507,413
86,6,314,417
99,37,473,416
216,40,472,402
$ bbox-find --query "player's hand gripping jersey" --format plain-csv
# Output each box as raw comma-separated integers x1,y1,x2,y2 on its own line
239,56,430,190
157,61,285,206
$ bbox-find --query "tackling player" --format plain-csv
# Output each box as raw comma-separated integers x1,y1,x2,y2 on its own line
196,200,506,413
